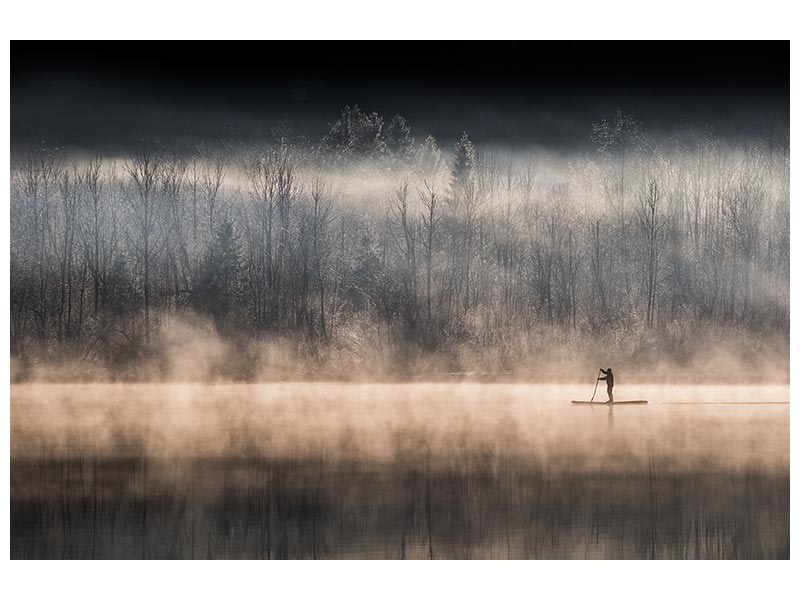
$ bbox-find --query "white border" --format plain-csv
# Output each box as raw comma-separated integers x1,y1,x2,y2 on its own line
2,4,797,599
0,1,796,41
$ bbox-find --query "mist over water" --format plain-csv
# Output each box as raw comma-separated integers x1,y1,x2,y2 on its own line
11,383,789,558
10,383,789,467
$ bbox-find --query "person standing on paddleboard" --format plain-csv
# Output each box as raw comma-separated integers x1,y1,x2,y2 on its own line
598,368,614,403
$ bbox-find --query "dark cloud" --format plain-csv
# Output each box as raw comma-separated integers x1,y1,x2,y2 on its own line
11,41,788,153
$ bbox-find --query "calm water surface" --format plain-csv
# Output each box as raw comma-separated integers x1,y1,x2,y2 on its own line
11,383,789,559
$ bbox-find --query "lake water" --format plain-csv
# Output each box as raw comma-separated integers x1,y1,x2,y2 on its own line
11,383,789,559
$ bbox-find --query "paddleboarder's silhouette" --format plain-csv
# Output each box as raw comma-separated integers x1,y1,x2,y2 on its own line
598,368,614,403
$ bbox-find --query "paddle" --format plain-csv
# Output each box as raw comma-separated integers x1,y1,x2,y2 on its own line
589,368,601,402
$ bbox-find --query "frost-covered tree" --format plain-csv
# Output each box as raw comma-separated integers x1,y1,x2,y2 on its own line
321,105,386,158
8,117,789,381
591,109,644,157
451,131,475,188
384,115,414,162
417,134,442,180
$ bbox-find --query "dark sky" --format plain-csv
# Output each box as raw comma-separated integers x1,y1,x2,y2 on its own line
11,41,789,153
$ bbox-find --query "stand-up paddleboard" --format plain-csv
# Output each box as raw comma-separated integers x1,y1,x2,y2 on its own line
571,400,648,405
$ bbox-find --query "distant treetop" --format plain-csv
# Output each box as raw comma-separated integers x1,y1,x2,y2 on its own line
321,105,415,164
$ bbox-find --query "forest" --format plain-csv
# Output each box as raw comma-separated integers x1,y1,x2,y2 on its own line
9,107,790,382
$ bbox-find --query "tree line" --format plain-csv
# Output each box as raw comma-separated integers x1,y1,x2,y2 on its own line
9,108,790,381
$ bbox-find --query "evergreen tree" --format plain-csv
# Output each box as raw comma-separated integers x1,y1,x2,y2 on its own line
451,131,475,188
194,219,242,325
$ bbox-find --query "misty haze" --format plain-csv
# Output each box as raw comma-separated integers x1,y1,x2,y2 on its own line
9,41,789,560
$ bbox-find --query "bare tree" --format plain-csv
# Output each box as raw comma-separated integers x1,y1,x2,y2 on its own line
389,182,418,332
123,144,164,346
203,156,226,237
419,180,440,326
309,177,333,340
637,179,666,328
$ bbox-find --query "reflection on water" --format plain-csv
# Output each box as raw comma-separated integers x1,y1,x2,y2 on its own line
11,383,789,559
